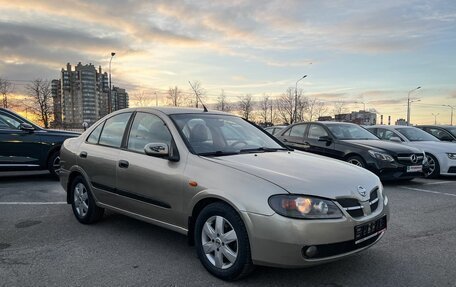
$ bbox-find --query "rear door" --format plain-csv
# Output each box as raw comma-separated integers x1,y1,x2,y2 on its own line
279,124,309,151
77,112,132,206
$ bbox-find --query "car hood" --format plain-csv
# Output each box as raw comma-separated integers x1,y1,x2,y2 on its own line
40,129,81,137
203,151,380,200
341,140,422,154
404,141,456,153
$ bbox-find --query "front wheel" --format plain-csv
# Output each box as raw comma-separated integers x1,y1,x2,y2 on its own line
47,150,61,178
194,202,254,281
346,155,366,168
424,154,440,178
70,175,104,224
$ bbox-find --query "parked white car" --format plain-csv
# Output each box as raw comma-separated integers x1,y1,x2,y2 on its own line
367,125,456,178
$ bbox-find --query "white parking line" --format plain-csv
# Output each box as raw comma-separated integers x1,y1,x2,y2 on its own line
401,186,456,197
0,202,67,205
423,181,453,185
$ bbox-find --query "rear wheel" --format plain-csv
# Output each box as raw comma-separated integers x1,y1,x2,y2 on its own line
195,202,254,281
70,175,104,224
346,155,366,168
424,154,440,178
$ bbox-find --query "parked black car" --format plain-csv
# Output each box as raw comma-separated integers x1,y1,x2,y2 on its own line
276,121,427,180
0,108,79,177
416,125,456,142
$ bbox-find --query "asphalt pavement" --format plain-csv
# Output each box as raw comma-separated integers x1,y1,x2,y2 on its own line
1,171,455,286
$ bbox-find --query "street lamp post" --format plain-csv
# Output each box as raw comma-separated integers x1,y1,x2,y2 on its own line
108,52,116,113
406,86,421,126
294,75,307,123
432,113,439,125
443,105,454,125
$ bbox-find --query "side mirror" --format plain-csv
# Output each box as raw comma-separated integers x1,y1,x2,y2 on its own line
318,135,332,142
144,143,169,157
390,136,402,143
19,122,35,132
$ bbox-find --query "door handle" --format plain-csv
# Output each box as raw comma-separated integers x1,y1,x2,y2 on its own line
118,160,129,169
79,151,87,158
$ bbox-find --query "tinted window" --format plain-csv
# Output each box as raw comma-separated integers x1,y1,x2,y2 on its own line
127,113,172,153
326,124,378,140
427,128,452,140
396,127,439,142
289,124,306,137
87,122,104,144
447,127,456,137
99,113,132,148
308,124,328,139
376,128,398,141
0,113,21,129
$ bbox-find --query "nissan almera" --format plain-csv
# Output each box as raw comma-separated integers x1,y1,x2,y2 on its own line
59,107,389,280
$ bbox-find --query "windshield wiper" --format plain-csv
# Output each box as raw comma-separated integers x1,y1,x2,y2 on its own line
239,147,287,154
198,151,240,157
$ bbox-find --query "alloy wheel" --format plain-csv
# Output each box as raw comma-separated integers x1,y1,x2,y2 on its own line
201,215,238,269
73,182,89,217
425,155,436,177
348,159,363,167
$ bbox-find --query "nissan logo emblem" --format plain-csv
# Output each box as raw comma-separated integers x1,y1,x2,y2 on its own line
410,154,417,163
357,186,367,197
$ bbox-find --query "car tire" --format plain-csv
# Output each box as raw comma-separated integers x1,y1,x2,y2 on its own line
346,155,366,168
70,175,104,224
47,150,61,178
424,153,440,178
194,202,254,281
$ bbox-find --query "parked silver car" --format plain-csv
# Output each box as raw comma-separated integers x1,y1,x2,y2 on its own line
60,107,389,280
367,125,456,178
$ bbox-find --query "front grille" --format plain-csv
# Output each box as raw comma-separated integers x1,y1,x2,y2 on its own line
336,188,380,218
448,167,456,173
396,153,424,165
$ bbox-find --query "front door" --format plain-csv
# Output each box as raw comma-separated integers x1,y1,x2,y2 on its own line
0,111,44,169
115,112,187,227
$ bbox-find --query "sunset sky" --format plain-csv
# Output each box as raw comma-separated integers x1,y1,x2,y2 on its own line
1,0,455,124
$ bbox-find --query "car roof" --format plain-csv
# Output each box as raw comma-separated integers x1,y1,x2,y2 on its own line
114,107,233,116
367,125,415,129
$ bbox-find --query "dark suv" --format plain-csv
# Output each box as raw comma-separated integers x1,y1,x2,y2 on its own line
276,121,427,180
0,108,79,177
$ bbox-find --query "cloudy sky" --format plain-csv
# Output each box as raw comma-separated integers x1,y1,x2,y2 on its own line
1,0,455,124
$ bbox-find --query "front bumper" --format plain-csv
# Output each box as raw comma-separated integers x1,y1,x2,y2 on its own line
241,197,389,268
366,160,424,180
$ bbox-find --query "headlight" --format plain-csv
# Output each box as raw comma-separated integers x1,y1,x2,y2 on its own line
447,153,456,160
268,195,343,219
368,150,394,162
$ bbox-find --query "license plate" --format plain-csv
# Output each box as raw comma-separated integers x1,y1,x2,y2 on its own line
354,216,387,244
407,165,422,173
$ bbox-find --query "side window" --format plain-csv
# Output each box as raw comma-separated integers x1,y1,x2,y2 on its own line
127,113,172,153
289,124,307,137
0,113,21,129
86,122,104,144
308,124,328,139
377,128,395,140
99,113,132,148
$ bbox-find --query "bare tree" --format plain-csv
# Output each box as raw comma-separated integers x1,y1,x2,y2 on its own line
238,94,253,120
132,91,155,107
306,98,327,121
333,101,348,117
188,81,206,108
0,77,14,108
216,89,231,112
25,79,53,128
167,86,184,106
277,88,307,124
259,94,270,124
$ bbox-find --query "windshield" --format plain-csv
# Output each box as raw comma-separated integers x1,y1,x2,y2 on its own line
396,128,439,142
170,113,286,156
326,124,378,140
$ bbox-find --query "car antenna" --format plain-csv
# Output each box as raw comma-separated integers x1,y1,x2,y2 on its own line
188,81,208,112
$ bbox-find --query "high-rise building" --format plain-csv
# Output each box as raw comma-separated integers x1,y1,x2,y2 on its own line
335,110,377,125
111,86,129,111
52,62,123,128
